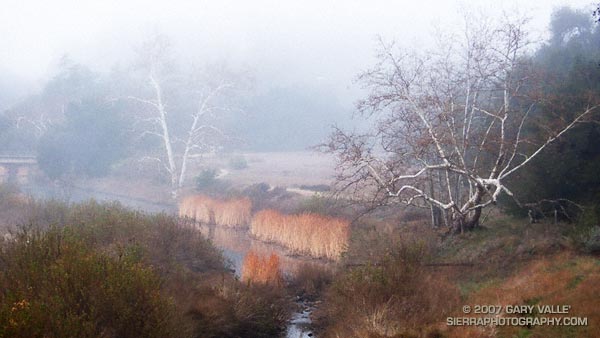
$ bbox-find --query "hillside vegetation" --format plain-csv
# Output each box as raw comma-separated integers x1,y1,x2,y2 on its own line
312,213,600,338
0,189,290,338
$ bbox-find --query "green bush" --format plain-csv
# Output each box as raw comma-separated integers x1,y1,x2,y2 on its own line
195,169,218,190
0,198,291,338
582,226,600,254
24,199,226,276
0,228,185,338
295,195,333,214
228,155,248,170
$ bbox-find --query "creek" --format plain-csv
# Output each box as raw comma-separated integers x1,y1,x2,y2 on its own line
22,182,322,338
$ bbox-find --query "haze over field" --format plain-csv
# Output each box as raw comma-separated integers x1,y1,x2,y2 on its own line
1,1,594,151
1,1,600,338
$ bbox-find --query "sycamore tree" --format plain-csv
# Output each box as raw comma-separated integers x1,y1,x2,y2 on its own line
127,33,248,199
323,14,598,232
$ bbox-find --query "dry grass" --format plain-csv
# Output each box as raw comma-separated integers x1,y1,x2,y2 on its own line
447,253,600,338
317,244,460,338
178,195,251,228
250,210,349,260
288,262,334,301
213,198,252,227
241,250,284,287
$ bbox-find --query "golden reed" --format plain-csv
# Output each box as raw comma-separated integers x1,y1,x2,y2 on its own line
179,195,251,228
250,210,349,260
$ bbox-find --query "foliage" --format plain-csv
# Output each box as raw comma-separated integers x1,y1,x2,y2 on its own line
288,262,334,301
295,194,337,215
506,6,600,220
188,279,290,338
195,168,219,190
37,99,130,179
299,184,331,192
228,155,248,170
0,194,294,338
2,57,117,160
582,226,600,254
318,242,459,338
0,228,185,338
241,183,294,212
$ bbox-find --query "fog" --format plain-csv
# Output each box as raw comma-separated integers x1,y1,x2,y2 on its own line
3,1,592,88
0,0,595,152
1,3,599,337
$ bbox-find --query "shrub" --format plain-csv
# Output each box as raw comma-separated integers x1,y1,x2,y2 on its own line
241,250,284,286
299,184,331,192
288,262,334,301
241,183,294,212
18,199,226,282
318,243,460,338
583,226,600,253
295,195,334,214
228,155,248,170
0,184,29,228
195,168,218,190
0,198,293,338
0,228,185,338
188,277,290,338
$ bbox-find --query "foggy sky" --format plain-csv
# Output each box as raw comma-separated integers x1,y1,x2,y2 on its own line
0,0,595,102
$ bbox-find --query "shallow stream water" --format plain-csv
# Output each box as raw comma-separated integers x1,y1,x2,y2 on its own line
197,224,322,338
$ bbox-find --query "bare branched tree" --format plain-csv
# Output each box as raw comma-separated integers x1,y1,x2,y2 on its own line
128,33,246,199
323,14,598,232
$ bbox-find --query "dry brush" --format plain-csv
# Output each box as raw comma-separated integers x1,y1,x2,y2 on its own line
241,250,284,286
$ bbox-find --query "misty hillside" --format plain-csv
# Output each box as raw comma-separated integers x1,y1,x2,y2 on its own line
235,85,350,151
1,2,600,338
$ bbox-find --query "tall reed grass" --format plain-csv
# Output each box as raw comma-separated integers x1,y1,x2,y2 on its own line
250,210,349,260
179,195,251,228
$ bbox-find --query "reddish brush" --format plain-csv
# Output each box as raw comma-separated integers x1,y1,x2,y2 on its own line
250,210,349,260
447,254,600,338
241,250,283,286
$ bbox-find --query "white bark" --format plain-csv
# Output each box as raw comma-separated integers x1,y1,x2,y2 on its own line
129,36,236,199
327,14,598,231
